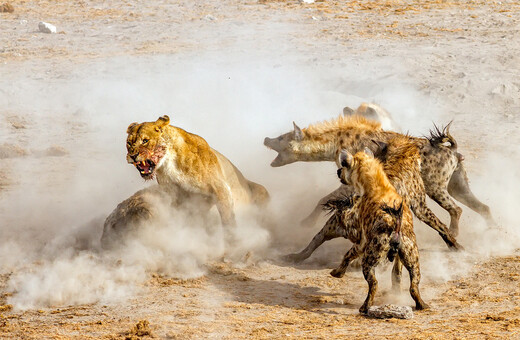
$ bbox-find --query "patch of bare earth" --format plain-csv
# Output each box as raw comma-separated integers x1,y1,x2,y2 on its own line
0,257,519,338
1,0,519,338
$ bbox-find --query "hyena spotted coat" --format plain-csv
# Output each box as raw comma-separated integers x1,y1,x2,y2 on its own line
330,149,429,314
283,134,463,263
264,115,494,239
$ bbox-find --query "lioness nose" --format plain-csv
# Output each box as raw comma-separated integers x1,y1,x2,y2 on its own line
129,154,139,162
263,137,272,146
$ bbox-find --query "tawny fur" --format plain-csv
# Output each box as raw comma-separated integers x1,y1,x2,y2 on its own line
329,150,429,314
127,115,269,226
265,114,494,238
343,103,400,131
284,135,462,264
101,185,167,249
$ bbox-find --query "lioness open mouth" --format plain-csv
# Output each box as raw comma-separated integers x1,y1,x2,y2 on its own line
134,160,156,179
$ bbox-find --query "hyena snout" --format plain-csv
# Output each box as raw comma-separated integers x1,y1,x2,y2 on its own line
264,137,277,149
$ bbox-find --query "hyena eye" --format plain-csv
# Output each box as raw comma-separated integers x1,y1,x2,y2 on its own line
142,139,149,144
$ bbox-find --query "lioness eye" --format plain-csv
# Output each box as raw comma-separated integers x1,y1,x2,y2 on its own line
142,139,149,144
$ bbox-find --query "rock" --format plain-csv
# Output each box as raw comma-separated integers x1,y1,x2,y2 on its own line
203,14,217,21
0,3,14,13
125,320,153,339
366,304,414,319
38,21,57,34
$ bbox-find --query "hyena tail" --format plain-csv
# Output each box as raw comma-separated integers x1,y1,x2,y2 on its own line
428,121,458,150
382,202,404,262
322,194,357,214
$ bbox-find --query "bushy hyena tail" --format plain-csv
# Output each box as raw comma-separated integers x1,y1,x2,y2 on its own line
382,202,404,262
322,194,357,214
428,121,458,150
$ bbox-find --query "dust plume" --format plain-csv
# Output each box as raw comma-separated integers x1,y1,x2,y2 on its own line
0,48,517,311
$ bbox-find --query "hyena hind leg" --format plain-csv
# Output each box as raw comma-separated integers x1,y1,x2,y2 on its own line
427,188,463,237
448,163,495,227
411,197,463,250
283,215,345,263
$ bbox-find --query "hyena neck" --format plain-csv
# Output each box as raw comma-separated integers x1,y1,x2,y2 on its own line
356,159,397,201
291,137,337,161
336,129,391,155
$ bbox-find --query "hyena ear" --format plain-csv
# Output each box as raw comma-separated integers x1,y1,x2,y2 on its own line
363,147,374,158
127,122,138,134
293,122,304,141
343,106,354,116
364,106,378,120
155,115,170,132
338,149,353,168
371,139,388,159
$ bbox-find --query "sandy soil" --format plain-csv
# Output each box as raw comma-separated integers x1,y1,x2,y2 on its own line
1,0,520,339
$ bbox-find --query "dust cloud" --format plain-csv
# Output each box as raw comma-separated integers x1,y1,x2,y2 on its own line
0,50,517,310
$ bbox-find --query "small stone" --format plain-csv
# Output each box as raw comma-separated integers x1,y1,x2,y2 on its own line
38,21,57,34
366,304,414,319
203,14,217,21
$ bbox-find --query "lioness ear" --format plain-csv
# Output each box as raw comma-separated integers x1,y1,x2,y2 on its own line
364,147,374,158
338,149,353,168
293,122,303,141
155,115,170,132
127,122,138,134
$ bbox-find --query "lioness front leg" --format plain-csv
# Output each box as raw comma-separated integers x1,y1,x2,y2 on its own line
212,182,236,227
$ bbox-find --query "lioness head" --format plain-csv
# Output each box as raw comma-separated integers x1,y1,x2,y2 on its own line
126,115,170,180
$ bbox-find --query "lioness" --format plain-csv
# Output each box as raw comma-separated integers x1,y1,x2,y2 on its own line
126,115,269,226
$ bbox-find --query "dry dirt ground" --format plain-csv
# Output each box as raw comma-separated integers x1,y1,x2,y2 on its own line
1,0,520,339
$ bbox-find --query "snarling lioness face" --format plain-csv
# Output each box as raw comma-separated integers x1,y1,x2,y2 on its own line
126,115,169,180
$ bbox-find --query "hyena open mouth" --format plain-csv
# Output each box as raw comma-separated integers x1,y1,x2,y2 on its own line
134,159,156,179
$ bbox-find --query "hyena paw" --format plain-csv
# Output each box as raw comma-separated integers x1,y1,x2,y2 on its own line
330,267,346,278
281,253,304,263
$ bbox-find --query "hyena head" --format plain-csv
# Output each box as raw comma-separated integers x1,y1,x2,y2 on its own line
336,147,375,194
263,122,305,167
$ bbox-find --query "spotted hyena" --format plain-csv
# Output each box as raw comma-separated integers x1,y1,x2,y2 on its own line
342,102,400,131
264,114,494,239
283,134,463,263
329,148,429,314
